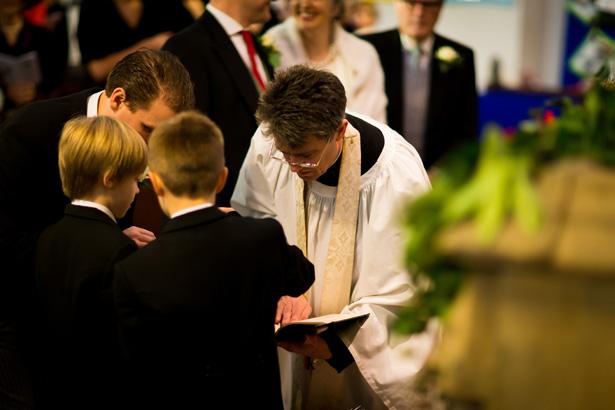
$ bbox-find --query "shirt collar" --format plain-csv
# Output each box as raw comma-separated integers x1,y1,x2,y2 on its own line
72,199,117,223
399,32,435,56
206,3,245,36
86,91,104,117
171,202,214,219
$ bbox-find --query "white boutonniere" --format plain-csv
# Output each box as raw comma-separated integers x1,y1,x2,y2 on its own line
138,167,150,188
258,34,281,69
435,45,462,73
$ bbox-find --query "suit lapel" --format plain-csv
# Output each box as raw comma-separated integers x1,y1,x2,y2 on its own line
200,11,260,113
388,30,404,133
427,35,446,137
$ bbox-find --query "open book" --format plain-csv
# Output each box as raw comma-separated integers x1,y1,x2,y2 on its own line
275,312,370,343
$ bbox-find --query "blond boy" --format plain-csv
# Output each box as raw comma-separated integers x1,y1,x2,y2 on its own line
34,115,148,409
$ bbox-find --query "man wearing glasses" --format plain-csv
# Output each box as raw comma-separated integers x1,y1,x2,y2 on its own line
362,0,478,172
232,65,436,410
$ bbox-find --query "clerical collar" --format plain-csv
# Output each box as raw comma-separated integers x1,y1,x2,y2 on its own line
399,32,435,56
316,114,384,187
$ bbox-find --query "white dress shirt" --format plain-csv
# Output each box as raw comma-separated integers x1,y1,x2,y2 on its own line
399,32,435,71
72,199,117,223
171,202,213,219
86,90,103,117
206,3,268,84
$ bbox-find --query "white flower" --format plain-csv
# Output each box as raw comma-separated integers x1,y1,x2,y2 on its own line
138,167,150,183
261,34,275,48
435,46,461,63
435,46,462,73
258,34,281,68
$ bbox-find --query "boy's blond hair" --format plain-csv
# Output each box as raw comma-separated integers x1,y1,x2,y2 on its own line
59,115,148,200
148,111,225,198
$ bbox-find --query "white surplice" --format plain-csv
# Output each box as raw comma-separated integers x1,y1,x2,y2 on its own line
231,113,438,409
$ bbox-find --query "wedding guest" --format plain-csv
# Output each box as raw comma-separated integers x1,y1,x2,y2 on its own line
361,0,478,171
77,0,195,86
0,49,193,409
22,1,65,28
264,0,387,123
231,65,437,410
113,111,315,409
0,0,68,121
345,0,379,35
34,115,147,409
162,0,275,207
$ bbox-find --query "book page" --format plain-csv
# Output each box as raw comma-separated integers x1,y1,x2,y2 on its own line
284,312,369,326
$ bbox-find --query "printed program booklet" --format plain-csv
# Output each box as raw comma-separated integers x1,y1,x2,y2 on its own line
0,51,42,86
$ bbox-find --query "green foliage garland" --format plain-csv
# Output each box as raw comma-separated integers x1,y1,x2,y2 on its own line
396,79,615,335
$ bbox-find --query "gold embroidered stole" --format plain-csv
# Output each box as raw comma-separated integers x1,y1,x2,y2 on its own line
295,128,361,315
295,176,308,257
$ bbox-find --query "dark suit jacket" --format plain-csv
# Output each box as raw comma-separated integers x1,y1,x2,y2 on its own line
113,207,314,409
35,204,138,409
0,89,97,325
162,10,275,207
362,30,479,170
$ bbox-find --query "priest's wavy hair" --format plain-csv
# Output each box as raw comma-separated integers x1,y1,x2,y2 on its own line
256,64,347,149
58,116,148,200
148,111,225,198
105,49,195,114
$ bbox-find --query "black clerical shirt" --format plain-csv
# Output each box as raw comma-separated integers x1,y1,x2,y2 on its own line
316,114,385,187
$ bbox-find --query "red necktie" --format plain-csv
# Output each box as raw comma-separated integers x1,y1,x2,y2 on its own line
241,30,267,91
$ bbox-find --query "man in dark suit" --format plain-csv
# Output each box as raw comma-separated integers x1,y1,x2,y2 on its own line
113,111,314,409
162,0,275,207
362,0,478,171
0,49,194,409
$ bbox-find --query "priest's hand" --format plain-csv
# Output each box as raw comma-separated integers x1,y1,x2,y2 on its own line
276,295,311,325
123,226,156,248
278,334,332,360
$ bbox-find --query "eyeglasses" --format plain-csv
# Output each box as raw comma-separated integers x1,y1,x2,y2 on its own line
402,0,443,9
269,139,331,168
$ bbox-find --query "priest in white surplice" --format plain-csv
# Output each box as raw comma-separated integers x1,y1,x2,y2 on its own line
231,65,438,410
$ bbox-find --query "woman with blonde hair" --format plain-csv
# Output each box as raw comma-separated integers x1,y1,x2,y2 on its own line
265,0,387,123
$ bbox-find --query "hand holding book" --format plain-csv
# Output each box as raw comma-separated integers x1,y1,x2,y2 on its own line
274,312,370,343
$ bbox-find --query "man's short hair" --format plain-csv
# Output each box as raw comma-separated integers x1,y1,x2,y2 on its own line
256,65,347,149
148,111,225,198
59,116,148,200
105,49,195,114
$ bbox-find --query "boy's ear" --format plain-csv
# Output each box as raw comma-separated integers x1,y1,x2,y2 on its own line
102,170,116,189
216,167,228,194
109,87,127,112
148,171,166,197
